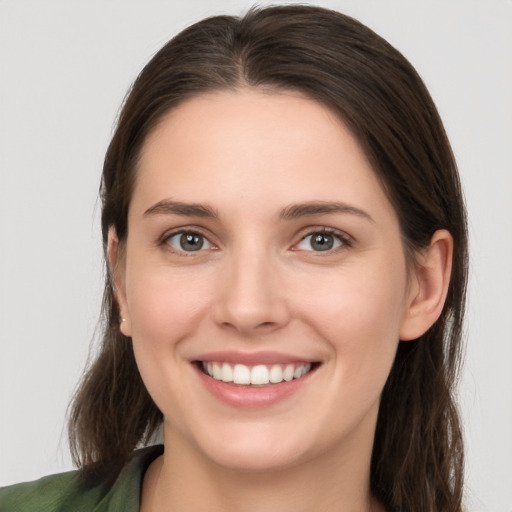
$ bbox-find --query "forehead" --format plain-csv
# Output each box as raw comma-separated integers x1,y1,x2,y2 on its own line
131,89,395,223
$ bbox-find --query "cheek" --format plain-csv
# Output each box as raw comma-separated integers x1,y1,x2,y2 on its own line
125,263,215,349
125,265,217,425
301,260,406,331
295,257,408,377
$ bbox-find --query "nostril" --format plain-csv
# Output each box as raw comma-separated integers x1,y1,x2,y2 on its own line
257,321,275,328
219,320,279,333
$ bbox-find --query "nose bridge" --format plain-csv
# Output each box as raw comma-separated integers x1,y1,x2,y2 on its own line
214,237,290,334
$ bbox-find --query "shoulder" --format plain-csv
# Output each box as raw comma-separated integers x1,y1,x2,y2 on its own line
0,469,103,512
0,445,164,512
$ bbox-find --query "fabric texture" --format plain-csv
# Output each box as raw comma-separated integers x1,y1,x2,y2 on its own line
0,445,164,512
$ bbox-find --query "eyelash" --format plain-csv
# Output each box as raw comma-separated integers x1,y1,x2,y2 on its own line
162,229,216,255
294,228,352,253
160,227,352,256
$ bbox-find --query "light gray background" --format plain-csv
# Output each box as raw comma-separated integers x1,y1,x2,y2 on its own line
1,1,511,510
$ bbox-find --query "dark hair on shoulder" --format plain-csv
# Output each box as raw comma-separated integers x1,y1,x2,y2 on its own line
68,5,468,511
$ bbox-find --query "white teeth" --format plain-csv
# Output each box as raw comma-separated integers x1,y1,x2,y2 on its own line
251,365,269,385
212,362,222,380
283,364,294,382
233,364,251,384
202,361,314,385
269,364,283,383
221,363,233,382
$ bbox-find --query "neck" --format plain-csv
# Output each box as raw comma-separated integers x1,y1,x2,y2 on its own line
141,423,383,512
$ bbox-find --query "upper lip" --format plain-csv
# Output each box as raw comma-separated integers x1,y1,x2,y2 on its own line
192,351,318,366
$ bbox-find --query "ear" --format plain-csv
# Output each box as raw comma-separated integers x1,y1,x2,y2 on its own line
107,226,132,337
399,229,453,341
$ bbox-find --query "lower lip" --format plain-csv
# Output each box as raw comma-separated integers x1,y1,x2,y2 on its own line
194,365,316,408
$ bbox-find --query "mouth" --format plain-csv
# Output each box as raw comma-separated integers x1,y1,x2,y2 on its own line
196,361,320,386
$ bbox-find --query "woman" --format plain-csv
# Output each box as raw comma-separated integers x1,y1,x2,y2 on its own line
0,5,467,512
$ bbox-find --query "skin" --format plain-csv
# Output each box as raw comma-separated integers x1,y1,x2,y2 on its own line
110,89,453,512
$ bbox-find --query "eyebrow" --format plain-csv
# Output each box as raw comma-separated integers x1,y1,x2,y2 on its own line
144,200,219,219
279,201,374,222
143,199,373,223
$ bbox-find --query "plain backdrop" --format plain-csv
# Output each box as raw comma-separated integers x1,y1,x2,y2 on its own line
0,1,511,510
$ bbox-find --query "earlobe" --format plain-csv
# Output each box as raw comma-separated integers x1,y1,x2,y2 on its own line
399,229,453,341
107,226,132,337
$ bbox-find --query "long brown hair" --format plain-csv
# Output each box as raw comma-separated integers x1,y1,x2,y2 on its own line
68,6,468,511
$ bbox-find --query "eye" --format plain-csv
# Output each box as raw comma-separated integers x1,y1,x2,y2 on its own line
165,231,215,253
295,231,348,252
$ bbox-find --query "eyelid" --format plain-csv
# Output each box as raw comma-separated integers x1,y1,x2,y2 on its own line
160,227,217,254
291,227,353,252
157,225,352,254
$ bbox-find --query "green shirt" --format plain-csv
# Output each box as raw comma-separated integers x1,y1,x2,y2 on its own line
0,445,163,512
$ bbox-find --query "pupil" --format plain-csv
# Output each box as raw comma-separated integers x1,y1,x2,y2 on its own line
312,233,333,251
180,233,203,251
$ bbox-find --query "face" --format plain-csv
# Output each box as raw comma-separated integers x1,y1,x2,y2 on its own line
114,89,419,473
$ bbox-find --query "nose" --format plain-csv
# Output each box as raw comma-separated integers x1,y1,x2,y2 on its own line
213,246,291,336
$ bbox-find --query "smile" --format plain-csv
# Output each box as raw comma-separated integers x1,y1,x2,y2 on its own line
200,361,314,386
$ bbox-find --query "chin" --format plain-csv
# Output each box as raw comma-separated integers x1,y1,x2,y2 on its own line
183,420,325,474
203,441,308,474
